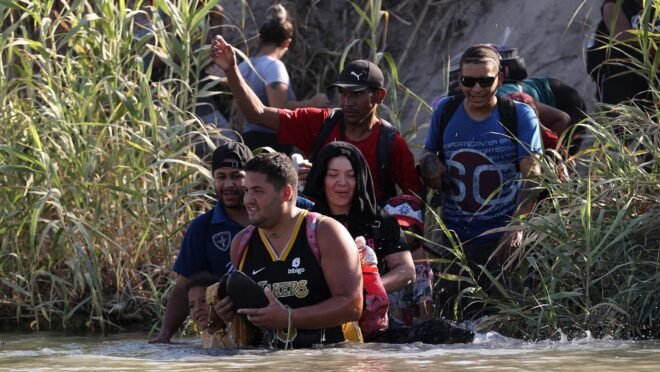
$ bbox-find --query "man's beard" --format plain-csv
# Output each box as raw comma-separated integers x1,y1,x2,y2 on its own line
223,198,244,209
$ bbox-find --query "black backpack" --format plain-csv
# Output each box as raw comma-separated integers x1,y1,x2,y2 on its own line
436,95,519,171
302,109,397,203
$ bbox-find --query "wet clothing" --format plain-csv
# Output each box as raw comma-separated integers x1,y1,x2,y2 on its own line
424,98,542,243
173,203,243,278
388,262,433,327
277,108,422,201
239,55,296,154
238,210,344,348
588,0,655,105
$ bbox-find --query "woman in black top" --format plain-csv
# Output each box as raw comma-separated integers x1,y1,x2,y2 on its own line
587,0,655,106
306,141,415,292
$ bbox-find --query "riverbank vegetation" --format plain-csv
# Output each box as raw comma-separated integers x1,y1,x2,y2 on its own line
1,0,658,340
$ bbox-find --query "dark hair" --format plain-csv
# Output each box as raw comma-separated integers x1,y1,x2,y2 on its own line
245,152,298,193
460,44,501,69
185,272,219,293
307,142,378,222
259,4,294,46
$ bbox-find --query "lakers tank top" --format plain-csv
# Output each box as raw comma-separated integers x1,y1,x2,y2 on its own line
238,210,344,347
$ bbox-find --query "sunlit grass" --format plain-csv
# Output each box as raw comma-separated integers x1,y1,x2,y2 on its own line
0,0,230,332
1,0,657,340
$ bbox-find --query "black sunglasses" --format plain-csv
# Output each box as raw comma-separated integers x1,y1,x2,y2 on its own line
459,75,497,88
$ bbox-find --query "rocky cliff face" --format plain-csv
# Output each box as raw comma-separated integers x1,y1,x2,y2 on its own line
220,0,600,149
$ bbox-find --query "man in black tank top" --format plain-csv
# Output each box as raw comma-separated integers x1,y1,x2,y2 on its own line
213,152,363,348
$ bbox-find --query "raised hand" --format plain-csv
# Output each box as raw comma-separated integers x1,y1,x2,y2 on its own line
210,35,236,71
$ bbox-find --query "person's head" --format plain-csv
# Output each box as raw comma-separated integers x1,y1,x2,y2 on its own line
186,272,220,331
307,142,377,218
212,141,253,209
244,152,298,227
459,44,503,110
329,60,387,126
384,195,424,249
258,4,294,49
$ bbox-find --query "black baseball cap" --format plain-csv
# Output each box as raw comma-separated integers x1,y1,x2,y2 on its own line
329,59,384,91
212,141,253,172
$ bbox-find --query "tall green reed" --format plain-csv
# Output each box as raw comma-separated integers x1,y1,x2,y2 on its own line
0,0,228,332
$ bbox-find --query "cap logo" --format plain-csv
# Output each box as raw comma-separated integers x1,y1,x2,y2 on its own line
350,71,365,81
220,160,243,169
384,203,423,224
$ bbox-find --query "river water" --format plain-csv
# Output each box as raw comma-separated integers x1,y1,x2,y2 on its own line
1,332,659,371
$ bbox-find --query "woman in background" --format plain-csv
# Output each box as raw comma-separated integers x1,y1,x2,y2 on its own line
239,4,329,154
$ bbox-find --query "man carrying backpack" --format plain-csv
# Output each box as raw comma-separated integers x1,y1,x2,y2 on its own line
419,45,542,318
210,35,422,205
214,152,363,348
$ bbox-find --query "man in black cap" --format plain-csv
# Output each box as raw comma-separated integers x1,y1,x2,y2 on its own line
150,141,252,343
209,35,422,205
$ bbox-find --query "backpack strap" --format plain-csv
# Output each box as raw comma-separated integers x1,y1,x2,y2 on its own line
495,97,520,172
437,95,463,162
236,225,256,271
237,211,324,270
304,211,324,263
376,119,398,203
436,95,520,172
308,109,344,165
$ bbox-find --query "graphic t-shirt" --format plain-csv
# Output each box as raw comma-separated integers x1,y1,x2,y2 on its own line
424,98,542,242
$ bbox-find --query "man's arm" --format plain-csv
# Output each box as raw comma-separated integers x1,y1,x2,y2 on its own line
148,275,190,343
419,148,446,191
536,101,570,136
495,155,541,261
211,36,281,130
381,251,415,292
513,155,542,219
238,218,363,330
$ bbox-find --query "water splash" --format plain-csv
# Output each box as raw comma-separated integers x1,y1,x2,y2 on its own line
558,328,568,343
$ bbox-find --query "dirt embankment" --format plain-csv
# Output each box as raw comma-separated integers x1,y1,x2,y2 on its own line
220,0,601,153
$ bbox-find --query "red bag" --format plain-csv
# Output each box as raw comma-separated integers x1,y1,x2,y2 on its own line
356,236,389,338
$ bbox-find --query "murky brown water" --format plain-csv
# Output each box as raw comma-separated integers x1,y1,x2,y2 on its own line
1,332,659,371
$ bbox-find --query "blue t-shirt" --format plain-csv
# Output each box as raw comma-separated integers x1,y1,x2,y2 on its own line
173,203,245,278
424,97,542,242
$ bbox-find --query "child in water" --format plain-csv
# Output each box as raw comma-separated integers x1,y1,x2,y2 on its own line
186,272,234,348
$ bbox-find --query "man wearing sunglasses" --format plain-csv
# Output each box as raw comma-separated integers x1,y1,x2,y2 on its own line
419,44,542,318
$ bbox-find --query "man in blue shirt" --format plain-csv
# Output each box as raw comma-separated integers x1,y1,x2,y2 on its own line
149,142,252,343
420,45,542,316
